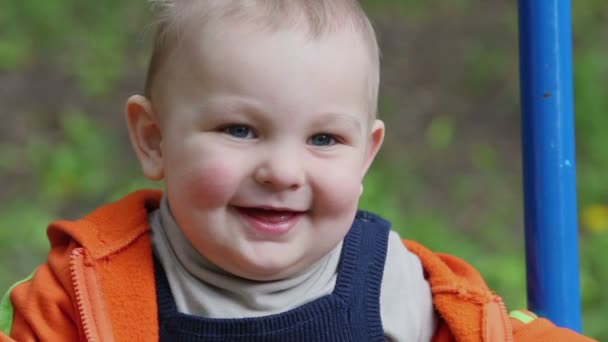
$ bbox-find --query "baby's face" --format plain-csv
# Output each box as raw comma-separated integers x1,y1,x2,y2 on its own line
156,22,383,280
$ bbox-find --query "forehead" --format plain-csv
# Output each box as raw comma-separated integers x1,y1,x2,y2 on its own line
155,20,376,125
195,21,372,78
180,23,366,95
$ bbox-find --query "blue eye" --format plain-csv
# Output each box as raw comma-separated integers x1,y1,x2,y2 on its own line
309,134,336,146
224,125,255,139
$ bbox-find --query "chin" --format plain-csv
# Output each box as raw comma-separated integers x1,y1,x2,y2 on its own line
236,258,301,281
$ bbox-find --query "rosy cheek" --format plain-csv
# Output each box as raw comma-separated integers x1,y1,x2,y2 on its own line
316,173,362,214
176,163,237,208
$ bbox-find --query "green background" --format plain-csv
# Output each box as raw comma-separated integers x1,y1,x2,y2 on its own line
1,1,606,339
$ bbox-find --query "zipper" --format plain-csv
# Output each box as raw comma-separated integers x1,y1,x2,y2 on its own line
69,248,115,342
492,295,514,342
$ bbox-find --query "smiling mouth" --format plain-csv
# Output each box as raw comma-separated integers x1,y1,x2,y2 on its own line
235,207,304,235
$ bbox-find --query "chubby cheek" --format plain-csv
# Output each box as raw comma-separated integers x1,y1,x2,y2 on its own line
168,159,240,209
314,169,362,216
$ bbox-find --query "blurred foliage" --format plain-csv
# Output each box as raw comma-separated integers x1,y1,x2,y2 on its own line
29,111,114,200
1,0,607,340
581,205,608,233
0,1,143,95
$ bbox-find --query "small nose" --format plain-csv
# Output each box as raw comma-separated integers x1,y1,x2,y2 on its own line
253,146,305,190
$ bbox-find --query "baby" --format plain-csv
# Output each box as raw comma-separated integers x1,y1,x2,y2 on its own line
128,0,435,340
0,1,597,341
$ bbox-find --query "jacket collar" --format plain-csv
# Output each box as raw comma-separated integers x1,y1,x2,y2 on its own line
47,189,163,259
404,240,512,342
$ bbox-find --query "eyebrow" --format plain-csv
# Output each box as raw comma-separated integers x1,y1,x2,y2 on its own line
312,112,363,133
199,97,265,119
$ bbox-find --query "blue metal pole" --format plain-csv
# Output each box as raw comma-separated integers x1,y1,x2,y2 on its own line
517,0,582,332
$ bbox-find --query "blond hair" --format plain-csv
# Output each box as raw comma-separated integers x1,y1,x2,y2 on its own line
144,0,380,115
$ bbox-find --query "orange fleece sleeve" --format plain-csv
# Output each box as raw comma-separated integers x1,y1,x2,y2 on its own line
1,251,81,341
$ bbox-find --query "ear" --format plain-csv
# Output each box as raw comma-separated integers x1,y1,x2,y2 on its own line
125,95,164,180
361,119,385,176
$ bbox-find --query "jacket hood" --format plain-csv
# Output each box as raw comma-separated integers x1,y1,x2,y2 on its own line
47,190,163,259
405,240,512,342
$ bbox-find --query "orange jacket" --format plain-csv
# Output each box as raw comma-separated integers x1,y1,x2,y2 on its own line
0,190,596,341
